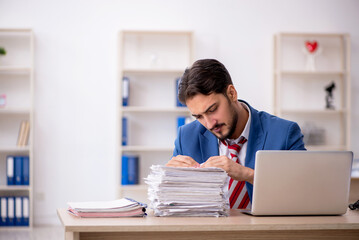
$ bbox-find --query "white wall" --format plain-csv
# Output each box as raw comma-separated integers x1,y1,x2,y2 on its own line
1,0,358,225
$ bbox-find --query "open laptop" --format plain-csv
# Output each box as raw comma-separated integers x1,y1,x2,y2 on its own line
242,150,353,216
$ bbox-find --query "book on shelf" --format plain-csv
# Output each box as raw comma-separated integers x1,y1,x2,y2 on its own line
0,196,29,227
122,155,139,185
122,117,128,146
17,120,30,147
6,156,14,185
122,76,129,106
14,156,22,185
22,156,30,185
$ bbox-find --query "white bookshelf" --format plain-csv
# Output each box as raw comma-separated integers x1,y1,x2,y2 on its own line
273,32,351,151
0,29,34,229
118,30,193,204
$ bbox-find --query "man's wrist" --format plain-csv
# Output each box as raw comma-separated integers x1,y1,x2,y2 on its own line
244,167,254,184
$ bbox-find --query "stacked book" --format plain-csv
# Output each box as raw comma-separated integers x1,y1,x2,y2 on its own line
145,165,229,217
67,198,147,217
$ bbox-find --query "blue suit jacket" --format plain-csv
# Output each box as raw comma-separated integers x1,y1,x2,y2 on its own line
173,100,306,202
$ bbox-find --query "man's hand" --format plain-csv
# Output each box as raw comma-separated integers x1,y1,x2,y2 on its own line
166,155,200,168
201,156,254,184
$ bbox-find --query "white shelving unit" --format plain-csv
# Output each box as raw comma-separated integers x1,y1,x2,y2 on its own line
0,29,34,228
118,30,193,204
273,33,351,151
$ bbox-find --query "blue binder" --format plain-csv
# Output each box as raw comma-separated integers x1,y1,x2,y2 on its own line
22,156,30,185
122,155,139,185
122,117,128,146
15,197,22,226
6,156,15,185
14,156,23,185
122,76,129,106
7,197,15,226
0,197,7,226
176,77,186,107
22,197,29,226
177,117,186,129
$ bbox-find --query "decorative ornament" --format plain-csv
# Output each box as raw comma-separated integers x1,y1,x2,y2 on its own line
305,41,318,53
303,40,322,71
325,81,336,110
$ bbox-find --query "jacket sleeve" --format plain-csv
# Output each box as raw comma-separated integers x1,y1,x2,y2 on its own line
172,126,183,157
286,122,306,150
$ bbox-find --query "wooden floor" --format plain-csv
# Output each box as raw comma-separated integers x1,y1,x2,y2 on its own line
0,226,64,240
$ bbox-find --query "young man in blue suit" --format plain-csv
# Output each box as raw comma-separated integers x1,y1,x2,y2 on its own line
166,59,306,209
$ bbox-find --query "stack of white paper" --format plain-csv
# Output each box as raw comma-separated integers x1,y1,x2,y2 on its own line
67,198,147,217
145,165,229,217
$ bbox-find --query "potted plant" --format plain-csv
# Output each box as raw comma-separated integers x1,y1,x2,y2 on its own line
0,47,6,55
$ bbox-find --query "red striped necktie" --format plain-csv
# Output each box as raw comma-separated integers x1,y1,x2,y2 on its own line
221,137,251,209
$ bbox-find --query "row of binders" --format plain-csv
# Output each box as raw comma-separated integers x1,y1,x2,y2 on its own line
122,77,185,107
0,196,29,226
6,155,30,186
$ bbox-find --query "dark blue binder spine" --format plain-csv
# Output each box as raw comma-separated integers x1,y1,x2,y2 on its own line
122,76,129,106
121,155,139,185
176,77,186,107
22,156,30,185
6,156,14,185
14,156,23,185
122,117,128,146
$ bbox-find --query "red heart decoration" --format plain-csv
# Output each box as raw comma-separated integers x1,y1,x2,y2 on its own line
305,41,318,53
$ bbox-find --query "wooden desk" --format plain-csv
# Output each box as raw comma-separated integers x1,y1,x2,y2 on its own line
57,209,359,240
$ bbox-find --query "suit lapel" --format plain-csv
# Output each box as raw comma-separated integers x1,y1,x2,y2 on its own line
242,101,267,169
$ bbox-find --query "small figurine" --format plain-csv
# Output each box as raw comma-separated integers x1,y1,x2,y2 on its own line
325,81,336,110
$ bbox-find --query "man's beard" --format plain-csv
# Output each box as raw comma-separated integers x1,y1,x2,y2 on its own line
210,101,238,141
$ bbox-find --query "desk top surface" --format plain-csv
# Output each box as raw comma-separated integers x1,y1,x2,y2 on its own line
57,209,359,232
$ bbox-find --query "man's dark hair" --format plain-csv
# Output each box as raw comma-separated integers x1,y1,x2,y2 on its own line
178,59,233,105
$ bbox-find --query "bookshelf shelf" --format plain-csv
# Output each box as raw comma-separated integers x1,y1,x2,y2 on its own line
280,109,346,114
277,70,346,76
0,66,31,73
0,108,31,115
121,146,174,152
0,146,30,152
122,107,189,113
118,30,193,204
0,29,34,229
123,68,185,74
0,185,31,191
119,184,148,190
274,33,351,150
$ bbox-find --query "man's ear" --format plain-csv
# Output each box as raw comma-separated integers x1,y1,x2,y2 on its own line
226,85,237,101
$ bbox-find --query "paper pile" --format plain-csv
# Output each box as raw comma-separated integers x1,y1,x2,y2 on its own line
67,198,147,217
145,165,229,217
